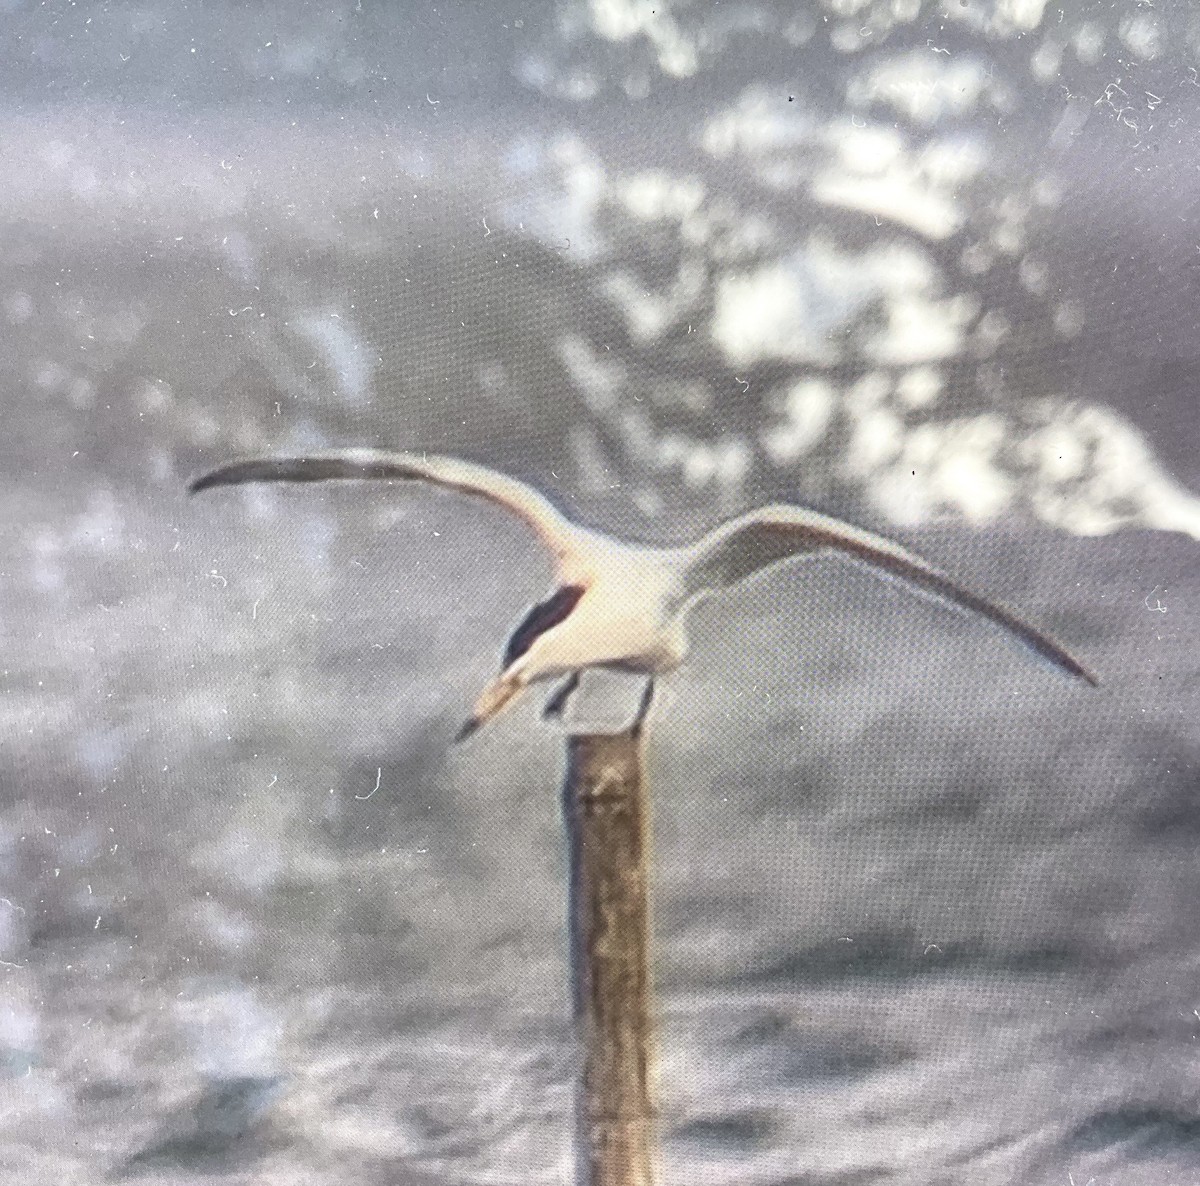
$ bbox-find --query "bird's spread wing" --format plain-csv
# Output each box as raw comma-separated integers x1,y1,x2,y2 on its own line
680,505,1097,685
189,448,582,559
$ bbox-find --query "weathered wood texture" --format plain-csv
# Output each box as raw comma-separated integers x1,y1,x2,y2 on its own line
562,729,658,1186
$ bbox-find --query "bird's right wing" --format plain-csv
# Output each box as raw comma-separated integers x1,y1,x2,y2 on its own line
189,448,584,560
679,504,1097,685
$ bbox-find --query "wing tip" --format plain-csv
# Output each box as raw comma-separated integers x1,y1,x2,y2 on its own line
188,461,263,495
1041,641,1099,688
187,455,323,496
188,469,223,496
187,450,414,497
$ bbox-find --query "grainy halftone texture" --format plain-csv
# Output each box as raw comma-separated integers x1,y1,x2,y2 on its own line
2,4,1199,1185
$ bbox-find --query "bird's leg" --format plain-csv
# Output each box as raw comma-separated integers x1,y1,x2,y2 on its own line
631,676,656,734
542,671,581,721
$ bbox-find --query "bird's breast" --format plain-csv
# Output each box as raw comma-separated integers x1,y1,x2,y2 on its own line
559,582,686,671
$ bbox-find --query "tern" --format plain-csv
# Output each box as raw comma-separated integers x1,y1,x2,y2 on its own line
190,447,1097,739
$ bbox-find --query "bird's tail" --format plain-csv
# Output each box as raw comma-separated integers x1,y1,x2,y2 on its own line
454,671,527,742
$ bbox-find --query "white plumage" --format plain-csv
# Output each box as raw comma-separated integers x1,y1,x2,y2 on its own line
191,447,1097,738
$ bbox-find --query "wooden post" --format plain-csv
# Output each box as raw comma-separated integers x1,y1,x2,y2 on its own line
562,728,658,1186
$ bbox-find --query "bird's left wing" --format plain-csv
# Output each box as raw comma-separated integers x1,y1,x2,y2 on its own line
189,448,585,561
679,504,1098,685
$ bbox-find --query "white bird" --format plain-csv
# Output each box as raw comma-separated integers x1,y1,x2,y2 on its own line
190,447,1097,739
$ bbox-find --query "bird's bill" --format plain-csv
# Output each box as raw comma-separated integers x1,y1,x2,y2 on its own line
453,672,525,743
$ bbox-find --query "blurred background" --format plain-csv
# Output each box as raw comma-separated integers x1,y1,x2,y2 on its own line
2,2,1200,1183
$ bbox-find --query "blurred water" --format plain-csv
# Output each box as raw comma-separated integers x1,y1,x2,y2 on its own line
3,3,1200,1184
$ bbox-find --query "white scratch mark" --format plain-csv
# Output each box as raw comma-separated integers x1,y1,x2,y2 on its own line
356,767,383,801
482,216,491,236
1144,585,1167,613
